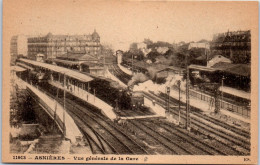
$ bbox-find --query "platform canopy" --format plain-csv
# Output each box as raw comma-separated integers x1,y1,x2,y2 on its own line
19,58,93,82
11,65,27,72
189,64,217,72
53,58,80,66
16,62,34,70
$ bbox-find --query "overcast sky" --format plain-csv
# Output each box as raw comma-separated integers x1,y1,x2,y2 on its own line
4,0,257,51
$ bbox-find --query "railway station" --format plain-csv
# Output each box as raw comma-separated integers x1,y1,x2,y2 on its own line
9,25,251,156
10,54,251,155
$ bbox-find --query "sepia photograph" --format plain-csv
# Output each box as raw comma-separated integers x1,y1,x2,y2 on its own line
2,0,258,164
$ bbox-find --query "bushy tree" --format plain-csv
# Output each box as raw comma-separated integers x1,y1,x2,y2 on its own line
146,50,160,63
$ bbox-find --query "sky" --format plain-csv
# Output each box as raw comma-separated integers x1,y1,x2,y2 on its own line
3,0,258,51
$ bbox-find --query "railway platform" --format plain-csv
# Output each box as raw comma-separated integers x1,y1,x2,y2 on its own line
48,80,117,120
105,68,127,88
118,64,133,75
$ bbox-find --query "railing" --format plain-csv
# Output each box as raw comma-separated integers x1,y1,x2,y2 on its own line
26,85,65,133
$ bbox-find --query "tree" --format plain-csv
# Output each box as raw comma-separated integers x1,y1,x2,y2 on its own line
129,42,138,53
147,50,160,63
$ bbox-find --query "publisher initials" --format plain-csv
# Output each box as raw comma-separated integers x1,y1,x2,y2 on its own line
244,158,250,161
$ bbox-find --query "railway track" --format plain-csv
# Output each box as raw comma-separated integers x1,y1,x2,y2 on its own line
121,110,224,155
159,91,250,138
65,96,148,155
40,83,148,155
36,85,114,154
155,91,251,142
143,118,241,155
108,65,132,84
106,66,250,155
143,91,250,155
111,65,250,138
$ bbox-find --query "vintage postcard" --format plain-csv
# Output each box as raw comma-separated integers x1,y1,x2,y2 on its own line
2,0,258,164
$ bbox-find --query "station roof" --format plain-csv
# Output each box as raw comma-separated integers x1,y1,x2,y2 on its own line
211,62,250,77
11,65,27,72
57,52,98,61
188,64,217,72
158,66,185,73
53,58,80,65
19,58,93,82
17,62,34,70
189,63,250,77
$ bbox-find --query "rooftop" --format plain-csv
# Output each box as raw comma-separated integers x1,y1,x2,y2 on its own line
57,51,98,61
211,62,250,77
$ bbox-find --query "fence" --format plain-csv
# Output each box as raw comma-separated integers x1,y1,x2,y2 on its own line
173,86,250,118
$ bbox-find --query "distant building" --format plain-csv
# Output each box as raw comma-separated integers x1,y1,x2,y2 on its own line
210,30,251,63
156,47,169,54
137,42,151,57
10,35,28,65
207,55,232,67
10,35,28,57
27,30,101,60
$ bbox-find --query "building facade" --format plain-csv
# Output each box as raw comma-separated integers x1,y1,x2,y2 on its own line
27,30,101,60
10,35,28,65
210,30,251,64
10,35,28,57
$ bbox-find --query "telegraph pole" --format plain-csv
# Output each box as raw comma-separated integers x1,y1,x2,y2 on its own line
185,54,191,131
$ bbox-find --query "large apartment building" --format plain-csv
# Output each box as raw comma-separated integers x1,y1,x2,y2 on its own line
27,30,101,59
10,35,28,64
10,35,28,57
210,30,251,64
